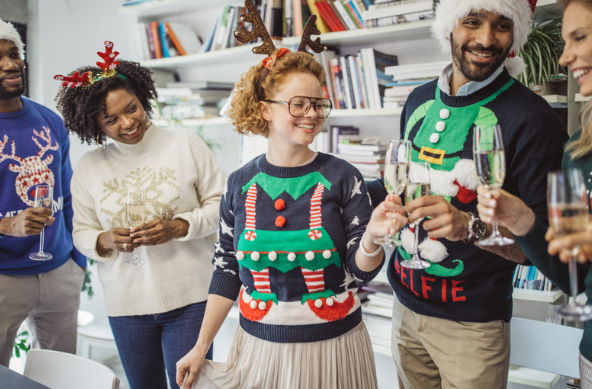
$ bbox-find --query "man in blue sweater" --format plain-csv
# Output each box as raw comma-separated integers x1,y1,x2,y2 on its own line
368,0,568,387
0,19,85,367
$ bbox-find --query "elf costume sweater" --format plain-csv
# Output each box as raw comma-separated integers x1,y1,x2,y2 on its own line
368,68,567,323
0,96,85,275
71,125,225,317
514,130,592,361
209,153,383,343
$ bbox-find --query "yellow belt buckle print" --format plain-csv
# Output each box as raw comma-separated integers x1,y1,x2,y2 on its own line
419,146,445,165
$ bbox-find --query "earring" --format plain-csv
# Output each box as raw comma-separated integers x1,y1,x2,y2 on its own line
97,132,106,152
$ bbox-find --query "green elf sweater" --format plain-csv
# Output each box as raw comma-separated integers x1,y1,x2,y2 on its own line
209,153,383,343
368,68,567,323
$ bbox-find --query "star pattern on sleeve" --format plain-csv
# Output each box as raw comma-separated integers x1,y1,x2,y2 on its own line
351,216,360,226
213,256,228,268
215,242,225,253
220,219,234,237
224,269,237,275
350,176,362,199
346,236,359,249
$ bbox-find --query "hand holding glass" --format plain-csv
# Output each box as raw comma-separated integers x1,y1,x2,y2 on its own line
373,139,411,248
126,189,146,266
548,169,592,321
473,125,514,246
29,183,53,261
401,162,431,269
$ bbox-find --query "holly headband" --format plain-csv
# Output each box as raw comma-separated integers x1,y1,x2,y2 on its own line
53,41,126,88
235,0,327,100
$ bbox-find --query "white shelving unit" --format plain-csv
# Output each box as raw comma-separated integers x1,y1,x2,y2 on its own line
576,93,590,102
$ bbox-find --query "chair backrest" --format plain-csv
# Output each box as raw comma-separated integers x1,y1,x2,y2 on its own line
23,349,119,389
510,317,583,378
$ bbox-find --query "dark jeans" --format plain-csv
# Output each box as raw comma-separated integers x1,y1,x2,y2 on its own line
109,301,212,389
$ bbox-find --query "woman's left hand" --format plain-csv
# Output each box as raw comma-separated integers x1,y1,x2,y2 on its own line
130,219,189,246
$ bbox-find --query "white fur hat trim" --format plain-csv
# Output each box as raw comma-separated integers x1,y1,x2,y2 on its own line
0,19,24,60
431,0,533,77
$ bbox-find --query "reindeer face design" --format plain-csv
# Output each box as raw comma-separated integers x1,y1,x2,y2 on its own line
0,127,58,206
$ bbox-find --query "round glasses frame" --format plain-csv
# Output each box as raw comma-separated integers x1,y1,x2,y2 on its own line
264,96,333,119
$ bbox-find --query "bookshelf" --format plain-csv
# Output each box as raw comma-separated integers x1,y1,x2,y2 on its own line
139,44,263,69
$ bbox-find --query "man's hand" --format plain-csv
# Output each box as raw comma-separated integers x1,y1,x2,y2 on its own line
0,208,54,237
405,195,470,241
97,228,136,255
130,219,189,246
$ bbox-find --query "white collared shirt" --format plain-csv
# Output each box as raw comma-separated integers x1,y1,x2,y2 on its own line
437,63,505,97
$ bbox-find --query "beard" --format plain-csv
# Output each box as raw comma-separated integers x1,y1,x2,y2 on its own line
451,36,511,82
0,75,25,99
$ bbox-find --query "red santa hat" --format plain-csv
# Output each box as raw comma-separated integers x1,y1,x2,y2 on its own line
431,0,537,77
0,19,24,60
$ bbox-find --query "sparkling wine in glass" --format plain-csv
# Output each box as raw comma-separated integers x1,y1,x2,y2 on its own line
126,189,146,266
548,169,592,321
473,124,514,246
401,162,431,269
373,139,411,248
29,183,53,261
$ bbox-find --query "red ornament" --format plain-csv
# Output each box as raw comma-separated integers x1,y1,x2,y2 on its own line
275,199,286,211
275,216,286,228
96,41,120,72
53,71,92,88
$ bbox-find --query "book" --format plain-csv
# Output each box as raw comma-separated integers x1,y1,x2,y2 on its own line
284,0,294,37
343,0,364,29
164,22,202,56
337,142,387,155
366,9,434,28
134,23,151,61
306,0,331,34
339,56,354,109
362,0,434,21
150,21,163,59
330,126,359,153
202,15,219,53
267,0,284,39
316,1,344,32
385,60,448,80
333,0,357,30
326,1,349,31
314,49,337,102
159,22,171,58
293,0,303,36
348,56,362,109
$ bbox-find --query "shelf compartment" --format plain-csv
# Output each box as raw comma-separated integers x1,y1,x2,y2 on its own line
283,20,433,47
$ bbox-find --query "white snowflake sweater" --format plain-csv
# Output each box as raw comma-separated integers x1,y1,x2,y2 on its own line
71,125,225,316
210,153,383,343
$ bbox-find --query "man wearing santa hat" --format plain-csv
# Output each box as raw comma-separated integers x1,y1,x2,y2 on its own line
368,0,567,387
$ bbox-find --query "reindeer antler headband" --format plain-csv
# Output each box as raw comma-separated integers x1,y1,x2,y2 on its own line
234,0,326,99
54,41,126,88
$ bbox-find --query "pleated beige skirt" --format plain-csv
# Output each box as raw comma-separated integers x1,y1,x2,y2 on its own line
194,322,378,389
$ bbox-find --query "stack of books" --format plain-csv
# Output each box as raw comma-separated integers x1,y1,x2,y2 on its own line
382,61,448,107
134,21,203,61
513,264,555,292
153,81,233,121
314,48,398,110
331,132,386,180
361,0,435,28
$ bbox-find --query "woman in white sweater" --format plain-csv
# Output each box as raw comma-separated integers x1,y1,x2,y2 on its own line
54,42,225,389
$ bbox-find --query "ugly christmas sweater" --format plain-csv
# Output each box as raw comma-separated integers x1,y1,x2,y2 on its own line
209,153,383,343
368,68,567,323
0,96,85,275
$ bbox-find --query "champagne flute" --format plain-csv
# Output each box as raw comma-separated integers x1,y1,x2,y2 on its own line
473,124,514,246
373,139,411,247
548,169,592,321
401,161,431,269
126,188,146,266
29,183,53,261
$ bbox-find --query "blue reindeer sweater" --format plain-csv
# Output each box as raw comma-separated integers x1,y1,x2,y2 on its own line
209,153,383,343
368,69,567,323
0,97,85,275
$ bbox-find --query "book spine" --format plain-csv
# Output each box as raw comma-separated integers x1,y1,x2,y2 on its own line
150,21,163,59
348,56,362,108
345,0,364,28
164,22,186,56
357,52,369,109
339,56,353,109
293,0,303,36
326,1,348,31
333,0,357,30
362,0,434,21
306,0,331,34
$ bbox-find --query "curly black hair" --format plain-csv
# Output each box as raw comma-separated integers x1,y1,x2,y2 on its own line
55,60,157,145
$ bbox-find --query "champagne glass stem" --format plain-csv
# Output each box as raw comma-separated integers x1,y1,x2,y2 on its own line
413,223,419,259
39,229,45,254
569,256,579,308
491,213,500,238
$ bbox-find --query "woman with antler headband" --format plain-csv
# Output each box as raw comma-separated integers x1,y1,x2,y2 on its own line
175,2,404,388
54,42,225,389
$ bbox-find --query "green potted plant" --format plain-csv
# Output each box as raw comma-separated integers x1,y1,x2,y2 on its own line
517,16,567,93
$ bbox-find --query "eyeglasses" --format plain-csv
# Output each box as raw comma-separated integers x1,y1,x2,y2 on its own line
264,96,333,119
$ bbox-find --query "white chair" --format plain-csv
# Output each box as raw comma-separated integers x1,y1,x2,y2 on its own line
23,349,120,389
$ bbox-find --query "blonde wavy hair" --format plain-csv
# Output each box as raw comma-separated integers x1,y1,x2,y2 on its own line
227,51,326,137
559,0,592,159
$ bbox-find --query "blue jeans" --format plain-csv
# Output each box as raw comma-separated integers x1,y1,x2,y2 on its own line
109,302,212,389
